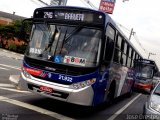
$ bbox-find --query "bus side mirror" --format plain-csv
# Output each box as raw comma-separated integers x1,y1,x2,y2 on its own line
19,18,33,42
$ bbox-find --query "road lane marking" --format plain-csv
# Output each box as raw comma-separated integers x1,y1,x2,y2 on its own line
0,87,30,93
0,96,75,120
107,94,142,120
3,92,34,98
9,75,20,85
0,83,14,88
0,63,20,70
0,66,9,70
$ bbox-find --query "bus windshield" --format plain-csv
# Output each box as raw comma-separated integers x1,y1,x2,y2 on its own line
135,65,154,79
26,23,102,67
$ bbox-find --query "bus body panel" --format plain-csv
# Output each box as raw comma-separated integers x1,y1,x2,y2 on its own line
20,68,96,106
19,6,142,106
105,63,134,98
21,61,110,106
20,61,134,106
23,61,99,85
92,69,109,105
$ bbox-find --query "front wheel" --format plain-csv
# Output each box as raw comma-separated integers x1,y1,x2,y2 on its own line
127,86,133,97
106,83,115,105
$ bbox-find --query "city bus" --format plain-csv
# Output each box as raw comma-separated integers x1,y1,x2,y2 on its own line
19,6,142,106
134,59,159,92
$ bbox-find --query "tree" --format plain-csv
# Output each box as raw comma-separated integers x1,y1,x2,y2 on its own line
0,24,15,48
0,19,32,53
11,20,22,38
0,20,24,48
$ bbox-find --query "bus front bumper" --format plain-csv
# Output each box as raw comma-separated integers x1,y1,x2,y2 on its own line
134,83,151,92
19,72,94,106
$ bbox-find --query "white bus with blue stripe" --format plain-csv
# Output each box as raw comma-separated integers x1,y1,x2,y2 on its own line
19,6,142,106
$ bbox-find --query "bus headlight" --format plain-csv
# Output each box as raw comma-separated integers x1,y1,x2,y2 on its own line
150,101,160,113
70,78,96,89
21,67,31,79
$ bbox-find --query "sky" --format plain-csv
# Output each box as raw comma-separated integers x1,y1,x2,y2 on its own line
1,0,160,68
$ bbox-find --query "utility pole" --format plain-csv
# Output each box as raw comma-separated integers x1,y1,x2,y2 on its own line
50,0,67,6
123,0,129,2
148,52,156,59
129,28,135,40
37,0,48,5
83,0,97,9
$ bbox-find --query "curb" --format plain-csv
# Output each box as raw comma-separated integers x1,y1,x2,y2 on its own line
9,75,20,86
0,49,24,60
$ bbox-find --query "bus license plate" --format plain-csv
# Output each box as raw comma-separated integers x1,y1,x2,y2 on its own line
40,86,53,93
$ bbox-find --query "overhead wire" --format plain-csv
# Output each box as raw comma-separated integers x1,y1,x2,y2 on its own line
133,34,148,55
117,23,131,33
30,0,44,7
83,0,98,10
37,0,48,6
116,22,147,54
80,0,91,8
116,22,149,57
80,0,98,10
30,0,48,6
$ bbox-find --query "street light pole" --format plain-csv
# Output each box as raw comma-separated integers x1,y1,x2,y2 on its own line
148,52,156,59
123,0,129,2
129,28,135,41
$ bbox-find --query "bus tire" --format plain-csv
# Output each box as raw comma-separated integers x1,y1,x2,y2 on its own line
127,83,134,97
106,81,116,105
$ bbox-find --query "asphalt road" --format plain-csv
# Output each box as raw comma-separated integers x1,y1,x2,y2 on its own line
0,49,150,120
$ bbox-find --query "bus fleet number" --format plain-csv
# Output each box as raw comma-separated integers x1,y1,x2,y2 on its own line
58,75,73,82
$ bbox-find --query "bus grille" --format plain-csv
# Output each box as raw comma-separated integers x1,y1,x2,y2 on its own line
32,75,72,85
28,84,69,99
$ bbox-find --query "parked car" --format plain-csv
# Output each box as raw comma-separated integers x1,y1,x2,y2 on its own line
143,82,160,119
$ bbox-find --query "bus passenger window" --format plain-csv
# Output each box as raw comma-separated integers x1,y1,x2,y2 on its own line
104,25,115,62
117,36,122,49
106,25,115,40
113,49,121,63
121,54,126,66
132,51,135,60
129,48,132,58
104,37,114,61
121,40,124,52
131,60,134,67
124,42,127,54
127,57,131,67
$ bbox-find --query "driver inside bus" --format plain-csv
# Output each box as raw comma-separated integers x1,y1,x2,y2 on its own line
81,37,98,53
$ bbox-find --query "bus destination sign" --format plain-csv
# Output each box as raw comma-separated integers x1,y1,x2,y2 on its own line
55,12,84,21
34,9,104,24
136,59,154,64
43,11,84,21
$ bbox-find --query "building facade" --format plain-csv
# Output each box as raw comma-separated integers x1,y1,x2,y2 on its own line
0,11,26,25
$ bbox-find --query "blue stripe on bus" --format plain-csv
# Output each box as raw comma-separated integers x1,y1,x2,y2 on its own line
23,62,111,105
92,69,109,106
23,62,99,84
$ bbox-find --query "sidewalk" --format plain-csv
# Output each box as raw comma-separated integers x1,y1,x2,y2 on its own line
0,48,24,60
9,75,20,86
0,48,23,87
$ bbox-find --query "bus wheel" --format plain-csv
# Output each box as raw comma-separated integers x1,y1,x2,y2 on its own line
127,86,133,97
106,82,115,105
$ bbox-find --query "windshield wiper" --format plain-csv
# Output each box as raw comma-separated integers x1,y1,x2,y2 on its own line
64,24,83,44
44,25,59,52
59,25,83,53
